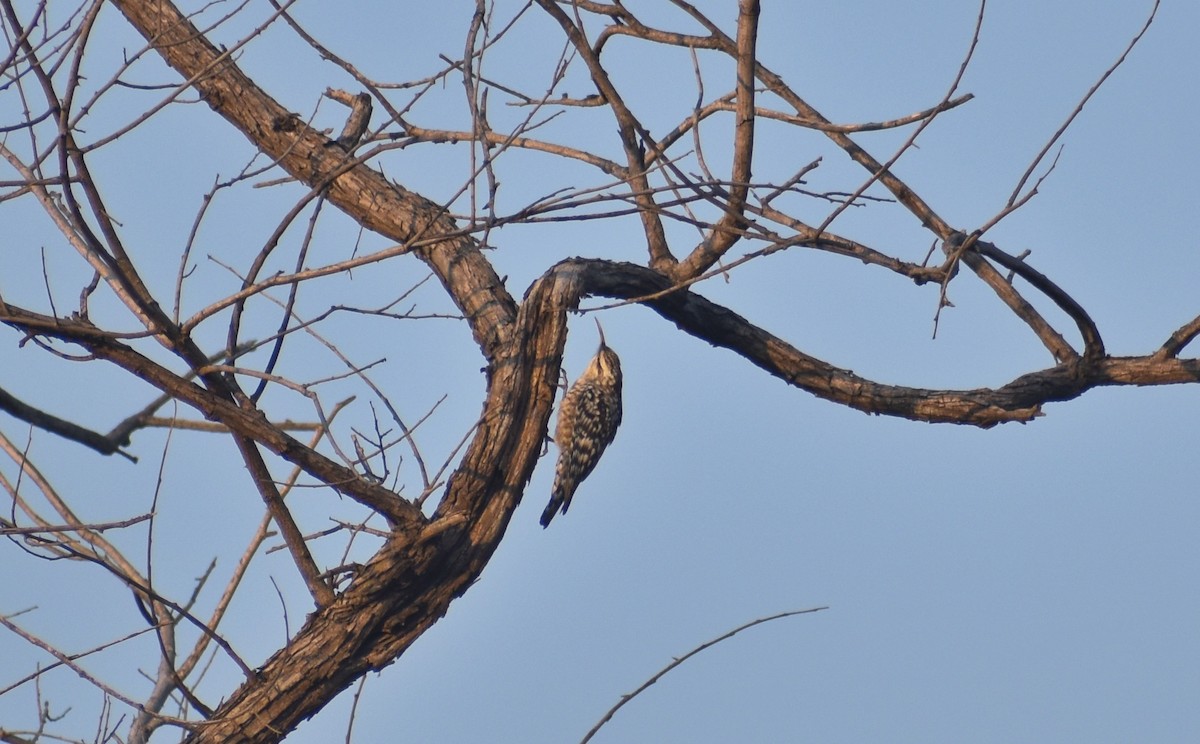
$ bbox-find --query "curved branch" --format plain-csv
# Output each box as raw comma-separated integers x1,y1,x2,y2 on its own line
971,237,1105,361
583,607,827,743
171,258,1198,740
173,244,586,744
578,260,1198,426
942,233,1078,363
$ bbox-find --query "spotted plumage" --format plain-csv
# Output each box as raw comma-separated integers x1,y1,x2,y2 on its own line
540,321,623,527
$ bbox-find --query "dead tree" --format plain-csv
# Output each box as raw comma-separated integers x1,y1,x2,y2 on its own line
0,1,1185,742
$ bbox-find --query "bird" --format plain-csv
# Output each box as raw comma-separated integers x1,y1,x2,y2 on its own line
540,319,623,527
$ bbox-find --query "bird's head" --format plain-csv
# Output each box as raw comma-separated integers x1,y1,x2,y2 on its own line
590,318,621,386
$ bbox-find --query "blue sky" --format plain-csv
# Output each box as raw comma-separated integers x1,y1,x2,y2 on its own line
1,1,1197,742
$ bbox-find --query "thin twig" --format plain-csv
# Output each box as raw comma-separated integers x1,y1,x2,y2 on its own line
581,607,828,743
0,513,152,536
1005,0,1159,207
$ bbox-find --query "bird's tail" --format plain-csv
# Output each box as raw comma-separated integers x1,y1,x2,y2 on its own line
539,496,562,528
539,484,572,528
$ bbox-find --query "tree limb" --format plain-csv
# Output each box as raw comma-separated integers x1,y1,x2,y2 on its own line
0,384,134,459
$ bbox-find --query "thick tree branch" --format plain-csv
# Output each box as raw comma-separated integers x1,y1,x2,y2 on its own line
107,0,516,364
675,0,758,280
174,247,584,744
579,260,1199,426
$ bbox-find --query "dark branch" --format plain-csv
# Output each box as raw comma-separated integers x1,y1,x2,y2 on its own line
971,238,1105,362
576,260,1198,426
0,385,135,460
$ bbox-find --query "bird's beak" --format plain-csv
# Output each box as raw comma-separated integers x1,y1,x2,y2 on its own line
594,317,607,348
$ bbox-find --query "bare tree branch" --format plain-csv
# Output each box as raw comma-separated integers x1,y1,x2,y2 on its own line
582,607,828,743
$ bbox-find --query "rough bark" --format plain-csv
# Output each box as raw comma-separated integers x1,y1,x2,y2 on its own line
0,2,1178,741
